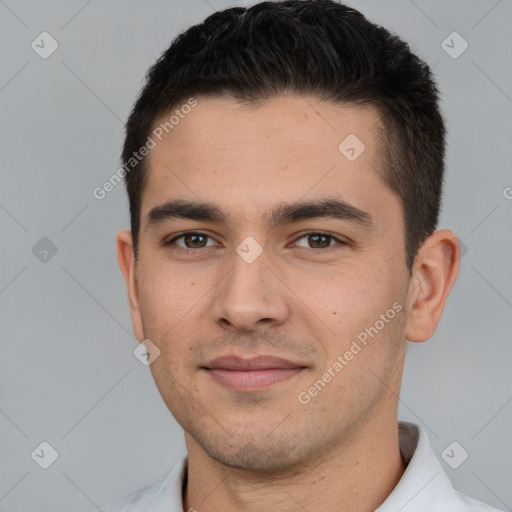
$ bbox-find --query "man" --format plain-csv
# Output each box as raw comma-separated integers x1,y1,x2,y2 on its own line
111,1,502,510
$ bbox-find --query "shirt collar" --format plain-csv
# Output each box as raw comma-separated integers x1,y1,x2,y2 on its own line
375,421,456,511
139,421,498,511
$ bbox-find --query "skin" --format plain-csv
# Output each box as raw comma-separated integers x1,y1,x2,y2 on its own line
117,95,460,511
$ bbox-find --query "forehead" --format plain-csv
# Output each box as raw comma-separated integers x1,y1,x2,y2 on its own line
149,95,382,163
142,95,397,230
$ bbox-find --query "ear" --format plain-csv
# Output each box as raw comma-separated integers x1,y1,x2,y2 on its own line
116,229,145,342
404,229,461,342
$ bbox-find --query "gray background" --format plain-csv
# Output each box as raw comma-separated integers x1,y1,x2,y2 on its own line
1,0,511,510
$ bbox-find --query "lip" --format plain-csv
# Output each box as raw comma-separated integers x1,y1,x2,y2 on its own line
202,355,307,391
204,355,305,371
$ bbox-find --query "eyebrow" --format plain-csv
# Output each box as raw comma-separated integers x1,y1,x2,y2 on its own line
145,198,373,230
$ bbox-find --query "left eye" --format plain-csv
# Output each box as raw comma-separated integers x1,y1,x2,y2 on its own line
293,233,345,249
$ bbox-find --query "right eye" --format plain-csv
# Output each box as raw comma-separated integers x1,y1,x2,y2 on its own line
163,231,219,251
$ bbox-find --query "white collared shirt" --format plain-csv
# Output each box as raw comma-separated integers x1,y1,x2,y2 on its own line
100,421,503,511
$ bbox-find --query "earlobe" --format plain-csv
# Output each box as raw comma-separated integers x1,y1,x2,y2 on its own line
404,229,461,343
116,229,145,341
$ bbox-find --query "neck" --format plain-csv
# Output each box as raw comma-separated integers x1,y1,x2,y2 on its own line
183,417,406,512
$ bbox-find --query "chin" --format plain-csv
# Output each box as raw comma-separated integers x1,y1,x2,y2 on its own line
209,444,300,472
194,427,312,473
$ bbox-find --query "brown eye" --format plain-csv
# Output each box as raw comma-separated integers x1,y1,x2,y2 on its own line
182,234,208,248
294,232,345,249
164,231,217,249
307,234,332,248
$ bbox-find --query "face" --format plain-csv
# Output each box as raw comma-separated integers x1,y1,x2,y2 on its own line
121,95,415,471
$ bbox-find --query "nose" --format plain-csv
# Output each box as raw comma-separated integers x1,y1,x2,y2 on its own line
211,246,291,332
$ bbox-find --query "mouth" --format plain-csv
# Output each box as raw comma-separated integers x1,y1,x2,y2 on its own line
201,355,308,392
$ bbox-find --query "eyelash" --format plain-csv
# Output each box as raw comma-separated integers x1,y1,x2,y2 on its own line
163,230,348,253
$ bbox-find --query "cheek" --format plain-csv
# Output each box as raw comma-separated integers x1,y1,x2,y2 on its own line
293,266,379,326
136,263,229,377
294,263,401,352
137,265,201,341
